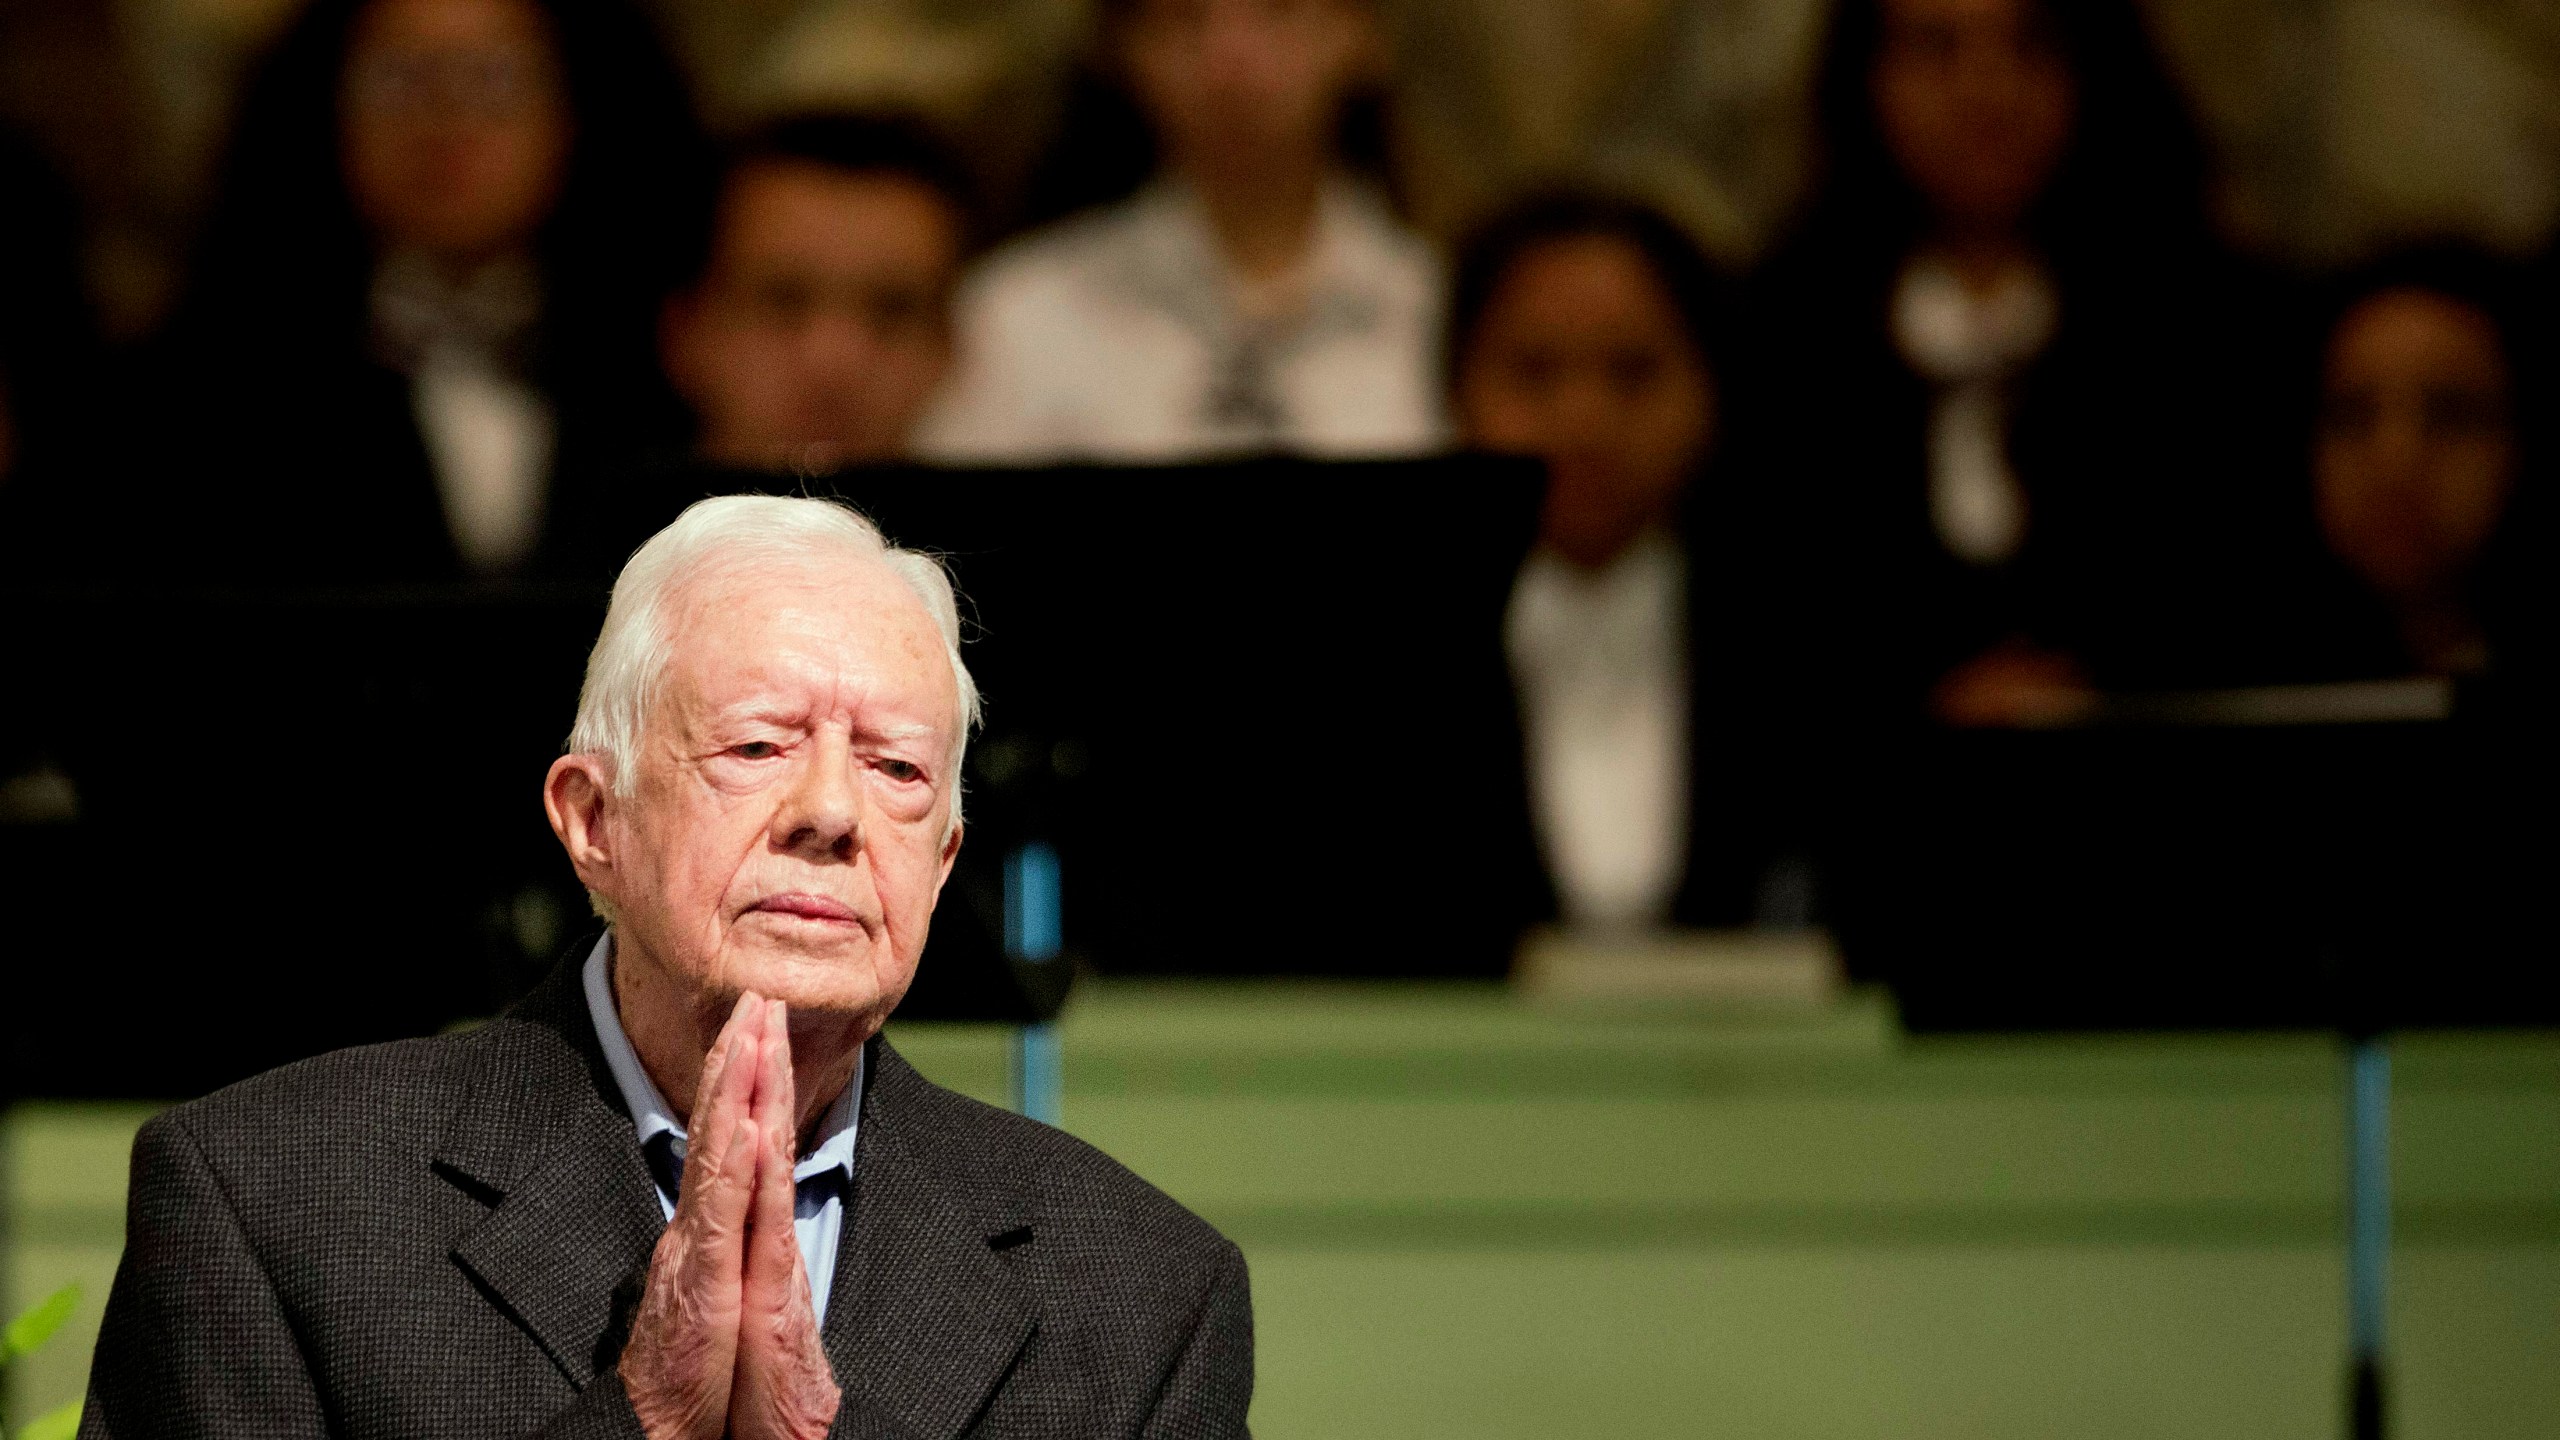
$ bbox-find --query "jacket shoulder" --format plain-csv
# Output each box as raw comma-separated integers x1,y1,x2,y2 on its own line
174,1020,498,1118
144,1022,511,1186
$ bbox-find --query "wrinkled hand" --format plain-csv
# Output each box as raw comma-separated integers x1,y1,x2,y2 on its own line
729,1005,840,1440
621,994,762,1440
619,996,840,1440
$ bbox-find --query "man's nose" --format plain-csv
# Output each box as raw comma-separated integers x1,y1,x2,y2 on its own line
2368,401,2433,476
1549,376,1619,445
801,308,879,372
773,741,863,861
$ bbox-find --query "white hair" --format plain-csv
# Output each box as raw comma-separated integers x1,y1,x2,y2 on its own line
568,494,981,817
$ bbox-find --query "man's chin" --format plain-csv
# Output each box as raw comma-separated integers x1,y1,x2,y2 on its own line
718,936,911,1020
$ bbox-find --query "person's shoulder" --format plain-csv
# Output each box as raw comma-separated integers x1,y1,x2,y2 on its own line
869,1039,1236,1269
1325,181,1439,295
957,201,1155,317
143,1018,524,1182
172,1027,475,1125
1337,181,1434,255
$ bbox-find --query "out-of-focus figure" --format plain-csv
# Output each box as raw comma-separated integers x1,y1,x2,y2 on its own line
2295,248,2542,683
920,0,1441,462
1750,0,2284,728
660,114,977,472
137,0,702,582
1452,189,1783,933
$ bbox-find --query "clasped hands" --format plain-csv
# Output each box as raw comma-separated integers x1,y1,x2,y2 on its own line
621,995,841,1440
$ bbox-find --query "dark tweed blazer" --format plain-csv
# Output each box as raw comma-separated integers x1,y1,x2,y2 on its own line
79,957,1252,1439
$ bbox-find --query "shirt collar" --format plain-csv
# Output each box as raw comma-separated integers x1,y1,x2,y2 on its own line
580,933,863,1189
1114,176,1406,339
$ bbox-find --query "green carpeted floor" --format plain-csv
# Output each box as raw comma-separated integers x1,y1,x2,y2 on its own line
9,982,2557,1436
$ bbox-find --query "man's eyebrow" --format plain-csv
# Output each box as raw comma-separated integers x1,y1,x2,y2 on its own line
867,722,937,744
705,704,808,730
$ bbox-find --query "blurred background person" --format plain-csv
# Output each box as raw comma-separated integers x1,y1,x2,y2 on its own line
2286,247,2545,687
920,0,1441,462
1748,0,2289,729
660,113,978,473
132,0,702,584
1451,189,1790,935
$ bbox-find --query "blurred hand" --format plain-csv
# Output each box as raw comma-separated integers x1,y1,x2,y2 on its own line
621,994,765,1440
1932,641,2097,729
730,999,841,1440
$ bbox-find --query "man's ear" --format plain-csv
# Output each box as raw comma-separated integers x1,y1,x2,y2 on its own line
545,754,618,895
935,818,964,896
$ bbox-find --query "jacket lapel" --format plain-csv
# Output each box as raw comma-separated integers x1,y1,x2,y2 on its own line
436,957,666,1389
429,965,1039,1427
821,1041,1040,1440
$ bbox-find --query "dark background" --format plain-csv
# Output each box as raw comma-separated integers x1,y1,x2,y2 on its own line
9,458,2552,1100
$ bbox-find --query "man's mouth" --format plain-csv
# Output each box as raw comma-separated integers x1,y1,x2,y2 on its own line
747,893,863,925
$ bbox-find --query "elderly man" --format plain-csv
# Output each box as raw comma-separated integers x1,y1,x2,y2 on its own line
81,497,1253,1438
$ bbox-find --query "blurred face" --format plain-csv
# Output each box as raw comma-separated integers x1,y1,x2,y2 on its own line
1457,235,1715,569
1871,0,2075,238
664,163,962,469
341,0,570,262
1120,0,1374,176
2316,289,2516,605
572,558,963,1033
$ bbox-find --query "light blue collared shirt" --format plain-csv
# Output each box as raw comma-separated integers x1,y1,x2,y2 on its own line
581,934,862,1324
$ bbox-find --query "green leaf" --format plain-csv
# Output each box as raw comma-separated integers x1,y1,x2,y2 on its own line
20,1398,84,1440
2,1284,80,1363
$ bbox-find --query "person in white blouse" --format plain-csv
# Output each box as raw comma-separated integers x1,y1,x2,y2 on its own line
1744,0,2288,728
919,0,1442,462
1450,190,1782,935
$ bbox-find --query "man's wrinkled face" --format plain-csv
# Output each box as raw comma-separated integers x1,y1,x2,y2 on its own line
593,558,961,1029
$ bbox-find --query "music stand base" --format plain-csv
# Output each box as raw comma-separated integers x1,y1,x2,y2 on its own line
2350,1356,2385,1440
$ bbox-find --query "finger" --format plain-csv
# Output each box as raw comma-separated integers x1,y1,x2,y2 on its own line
732,1120,839,1440
688,1112,758,1274
753,998,798,1154
690,991,758,1121
675,1025,763,1252
770,997,795,1107
681,993,764,1208
743,1104,803,1309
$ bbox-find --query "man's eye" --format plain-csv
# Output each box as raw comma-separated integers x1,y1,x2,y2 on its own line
879,758,923,782
733,742,780,759
748,279,816,322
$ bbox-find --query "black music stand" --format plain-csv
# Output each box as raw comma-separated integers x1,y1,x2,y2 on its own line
2,457,1542,1102
1833,678,2556,1440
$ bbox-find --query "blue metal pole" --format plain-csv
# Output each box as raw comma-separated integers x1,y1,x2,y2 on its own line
1005,842,1064,1125
1013,1023,1061,1126
2346,1037,2390,1440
